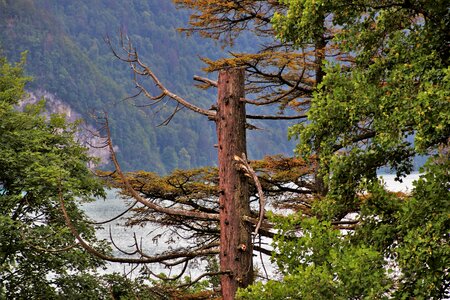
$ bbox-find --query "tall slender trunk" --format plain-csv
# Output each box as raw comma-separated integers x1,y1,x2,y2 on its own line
216,68,253,299
314,29,328,197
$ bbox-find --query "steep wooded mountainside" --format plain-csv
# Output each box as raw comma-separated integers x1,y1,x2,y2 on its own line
0,0,295,173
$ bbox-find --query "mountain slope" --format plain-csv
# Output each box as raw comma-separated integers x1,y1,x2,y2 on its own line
0,0,295,172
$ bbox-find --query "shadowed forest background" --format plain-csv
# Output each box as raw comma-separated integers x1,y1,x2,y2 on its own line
0,0,295,173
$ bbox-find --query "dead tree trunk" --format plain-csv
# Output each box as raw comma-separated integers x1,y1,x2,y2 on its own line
216,68,253,299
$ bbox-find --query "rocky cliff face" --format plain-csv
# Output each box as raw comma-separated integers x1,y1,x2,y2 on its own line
21,90,112,167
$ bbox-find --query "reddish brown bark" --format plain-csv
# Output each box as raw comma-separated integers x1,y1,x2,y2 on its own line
216,68,253,299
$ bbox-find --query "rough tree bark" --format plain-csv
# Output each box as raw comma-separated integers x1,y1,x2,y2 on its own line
216,68,253,299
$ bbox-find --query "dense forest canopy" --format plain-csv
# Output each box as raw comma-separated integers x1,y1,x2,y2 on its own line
0,0,296,173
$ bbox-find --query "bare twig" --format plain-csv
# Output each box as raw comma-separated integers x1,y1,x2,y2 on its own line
178,271,229,289
29,242,78,253
105,34,216,118
87,200,139,225
108,228,139,256
246,113,307,120
143,260,189,281
193,75,218,88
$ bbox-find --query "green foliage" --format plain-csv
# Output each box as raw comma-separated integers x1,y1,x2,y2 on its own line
391,157,449,298
0,53,30,105
284,1,449,192
279,0,449,220
240,156,449,299
51,272,161,300
0,55,111,299
273,0,329,45
239,217,391,299
356,155,449,299
239,1,449,299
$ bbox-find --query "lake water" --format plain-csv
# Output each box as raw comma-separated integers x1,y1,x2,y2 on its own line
82,173,421,278
378,173,421,192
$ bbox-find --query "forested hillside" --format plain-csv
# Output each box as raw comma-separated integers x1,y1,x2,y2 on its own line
0,0,295,172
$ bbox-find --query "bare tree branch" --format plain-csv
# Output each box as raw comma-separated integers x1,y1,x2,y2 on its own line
87,200,139,225
234,153,265,236
246,113,307,120
193,75,218,88
105,34,216,118
178,271,229,289
59,188,219,264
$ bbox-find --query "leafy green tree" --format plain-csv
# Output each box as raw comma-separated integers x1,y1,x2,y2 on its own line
0,54,222,299
56,273,161,300
239,217,391,299
278,0,449,205
0,54,109,299
239,155,449,299
239,1,449,299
